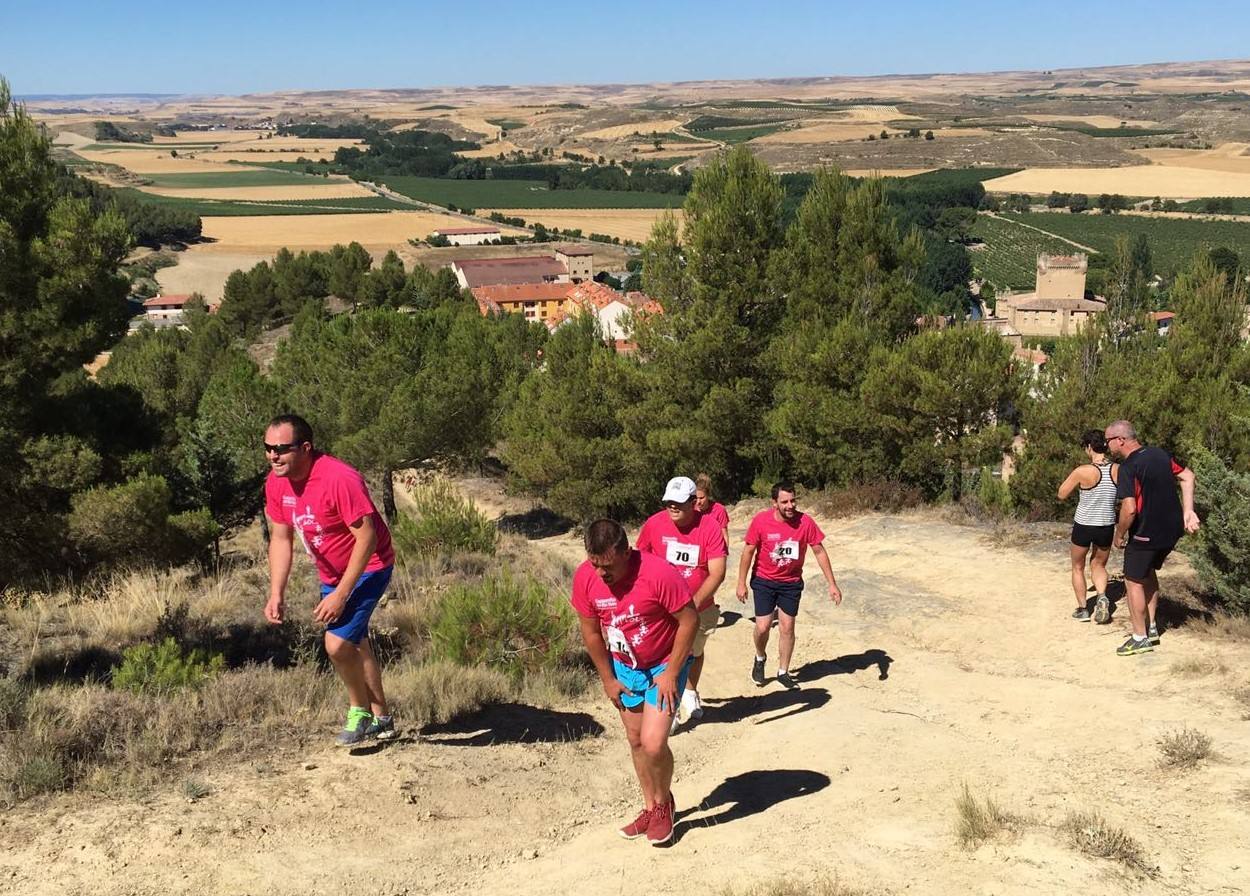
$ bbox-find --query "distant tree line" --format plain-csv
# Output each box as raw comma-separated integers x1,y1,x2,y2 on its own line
58,170,202,247
94,121,152,143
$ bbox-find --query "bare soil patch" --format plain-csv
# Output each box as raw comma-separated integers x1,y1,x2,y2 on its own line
581,119,687,140
983,165,1250,199
198,210,479,253
74,150,242,174
1133,143,1250,174
484,208,682,242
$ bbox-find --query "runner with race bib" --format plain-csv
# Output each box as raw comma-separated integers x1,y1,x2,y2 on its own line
636,476,728,731
571,519,698,846
736,481,843,690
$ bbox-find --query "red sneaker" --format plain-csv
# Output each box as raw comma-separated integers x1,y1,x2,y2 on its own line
647,793,675,846
618,806,653,840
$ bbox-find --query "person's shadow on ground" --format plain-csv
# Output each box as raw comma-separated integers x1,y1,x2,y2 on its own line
796,649,893,683
695,687,831,726
416,703,604,747
667,769,831,845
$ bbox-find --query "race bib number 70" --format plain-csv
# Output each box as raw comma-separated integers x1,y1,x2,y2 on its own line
665,540,700,568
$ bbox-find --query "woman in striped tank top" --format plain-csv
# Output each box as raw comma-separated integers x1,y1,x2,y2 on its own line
1057,430,1119,623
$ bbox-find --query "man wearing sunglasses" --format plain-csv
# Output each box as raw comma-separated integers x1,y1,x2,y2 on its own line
1104,420,1200,657
262,414,397,746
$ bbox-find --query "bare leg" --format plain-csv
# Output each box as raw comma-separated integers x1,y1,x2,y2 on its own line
1124,577,1149,638
1144,571,1160,628
777,609,797,671
1089,546,1111,596
688,653,705,690
620,706,659,809
359,636,389,717
1070,544,1090,606
638,703,675,806
325,633,370,708
753,614,772,659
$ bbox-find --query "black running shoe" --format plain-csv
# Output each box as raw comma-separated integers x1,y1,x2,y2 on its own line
751,657,766,687
775,671,799,690
1072,606,1092,622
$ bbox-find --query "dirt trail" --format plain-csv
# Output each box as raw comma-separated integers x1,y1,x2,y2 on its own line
4,499,1249,896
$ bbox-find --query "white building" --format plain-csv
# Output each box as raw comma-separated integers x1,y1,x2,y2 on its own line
142,294,196,325
433,226,501,246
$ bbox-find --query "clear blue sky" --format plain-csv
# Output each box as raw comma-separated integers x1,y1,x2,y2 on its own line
4,0,1248,95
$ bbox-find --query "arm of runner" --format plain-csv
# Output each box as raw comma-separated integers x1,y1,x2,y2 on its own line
810,543,842,605
265,522,294,624
1057,466,1088,500
312,514,376,624
1114,497,1136,549
691,555,726,608
736,544,757,603
1176,466,1200,533
655,602,698,715
577,614,630,709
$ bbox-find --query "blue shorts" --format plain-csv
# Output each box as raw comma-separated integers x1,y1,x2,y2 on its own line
613,656,694,710
319,566,393,644
752,576,803,618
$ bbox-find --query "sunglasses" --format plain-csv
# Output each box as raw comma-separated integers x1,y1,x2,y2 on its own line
663,501,690,510
263,442,303,456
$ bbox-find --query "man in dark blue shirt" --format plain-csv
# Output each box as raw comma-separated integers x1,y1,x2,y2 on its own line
1104,420,1200,656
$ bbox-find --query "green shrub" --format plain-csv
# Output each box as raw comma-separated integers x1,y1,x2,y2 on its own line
394,477,497,557
429,573,574,678
166,508,221,563
7,755,68,798
69,474,173,562
111,638,224,695
0,678,27,730
1190,448,1250,614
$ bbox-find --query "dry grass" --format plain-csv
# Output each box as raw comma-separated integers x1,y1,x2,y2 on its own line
1169,656,1229,676
719,875,870,896
141,182,373,201
1156,728,1214,770
580,119,687,140
1061,811,1154,876
954,783,1021,848
1234,685,1250,720
754,121,905,144
808,481,924,520
75,150,241,174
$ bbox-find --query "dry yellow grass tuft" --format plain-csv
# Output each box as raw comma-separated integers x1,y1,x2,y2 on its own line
954,782,1021,848
1157,727,1213,770
1061,811,1155,875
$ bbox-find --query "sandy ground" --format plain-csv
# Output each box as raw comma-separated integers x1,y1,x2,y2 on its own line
483,208,681,242
140,182,376,201
983,165,1250,199
3,486,1248,896
581,119,687,140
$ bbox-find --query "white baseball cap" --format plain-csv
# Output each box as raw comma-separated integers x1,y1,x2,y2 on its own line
662,476,697,504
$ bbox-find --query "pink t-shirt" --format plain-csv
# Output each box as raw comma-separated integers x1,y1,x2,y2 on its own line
635,510,728,610
570,551,693,669
265,452,394,586
745,510,825,584
706,502,730,530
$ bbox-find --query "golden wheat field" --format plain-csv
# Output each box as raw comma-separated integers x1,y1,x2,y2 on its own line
982,165,1250,198
483,208,682,243
141,182,376,201
74,149,243,174
580,119,688,140
1027,114,1161,128
199,211,517,252
754,121,906,144
1132,142,1250,173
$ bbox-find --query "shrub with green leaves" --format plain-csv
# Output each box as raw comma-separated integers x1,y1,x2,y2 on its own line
1190,447,1250,614
111,638,224,695
394,477,497,558
429,573,574,678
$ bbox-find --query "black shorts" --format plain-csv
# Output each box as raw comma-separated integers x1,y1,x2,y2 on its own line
752,577,803,618
1123,543,1173,580
1071,522,1114,549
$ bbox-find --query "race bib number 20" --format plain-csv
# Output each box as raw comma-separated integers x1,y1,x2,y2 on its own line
775,539,800,561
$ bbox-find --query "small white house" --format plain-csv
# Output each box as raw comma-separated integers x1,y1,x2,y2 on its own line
142,294,196,324
433,226,501,246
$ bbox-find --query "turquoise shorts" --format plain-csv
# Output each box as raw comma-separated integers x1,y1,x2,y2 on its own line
612,656,694,710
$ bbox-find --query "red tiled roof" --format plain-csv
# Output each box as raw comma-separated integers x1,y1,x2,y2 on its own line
436,226,501,235
471,282,573,307
142,294,195,308
1151,311,1175,322
453,256,567,287
1013,346,1049,366
565,281,625,311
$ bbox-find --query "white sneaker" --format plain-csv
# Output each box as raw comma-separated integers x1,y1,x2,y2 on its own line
669,713,682,734
688,691,704,720
680,689,702,722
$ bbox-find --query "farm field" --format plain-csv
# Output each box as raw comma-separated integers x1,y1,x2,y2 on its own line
74,149,242,173
1133,143,1250,174
970,214,1090,289
482,208,681,243
112,188,413,216
753,120,904,144
378,176,685,209
198,211,525,253
140,169,344,188
1001,212,1250,276
580,119,687,140
983,165,1250,199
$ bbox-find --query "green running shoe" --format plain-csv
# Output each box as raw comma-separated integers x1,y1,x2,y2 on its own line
335,706,374,747
1116,636,1154,657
